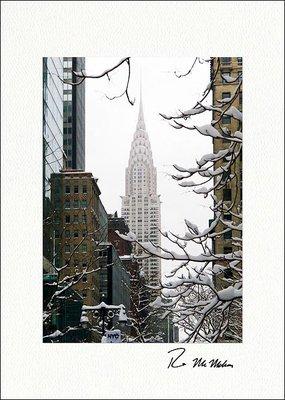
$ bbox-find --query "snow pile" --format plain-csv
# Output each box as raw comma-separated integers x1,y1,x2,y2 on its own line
194,124,223,139
43,330,62,339
224,106,242,121
217,286,242,301
115,230,137,242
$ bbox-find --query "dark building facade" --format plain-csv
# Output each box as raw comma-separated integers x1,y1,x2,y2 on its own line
99,243,131,313
43,57,66,262
63,57,85,170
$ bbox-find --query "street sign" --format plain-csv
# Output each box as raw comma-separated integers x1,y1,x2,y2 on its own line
104,329,122,343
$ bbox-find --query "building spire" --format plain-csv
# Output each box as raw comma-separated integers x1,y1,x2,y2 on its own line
136,76,146,131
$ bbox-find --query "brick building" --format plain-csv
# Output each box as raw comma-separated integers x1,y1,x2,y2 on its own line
211,57,243,342
211,57,242,285
50,170,107,307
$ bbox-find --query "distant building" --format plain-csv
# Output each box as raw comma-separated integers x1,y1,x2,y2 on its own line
63,57,85,170
43,57,66,261
50,170,105,307
108,212,133,257
107,212,141,324
121,93,161,286
99,243,130,314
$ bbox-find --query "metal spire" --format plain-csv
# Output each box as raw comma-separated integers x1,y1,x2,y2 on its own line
136,74,146,131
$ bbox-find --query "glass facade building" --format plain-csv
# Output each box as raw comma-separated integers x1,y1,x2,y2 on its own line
43,57,65,260
63,57,85,170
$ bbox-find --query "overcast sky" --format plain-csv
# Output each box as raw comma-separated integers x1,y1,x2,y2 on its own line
85,57,212,277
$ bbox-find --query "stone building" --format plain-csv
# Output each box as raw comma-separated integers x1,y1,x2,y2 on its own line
211,57,243,342
50,170,107,307
211,57,242,283
107,213,141,325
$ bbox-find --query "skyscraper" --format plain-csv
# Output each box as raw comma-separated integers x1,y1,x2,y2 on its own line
43,57,66,261
63,57,85,170
121,93,161,286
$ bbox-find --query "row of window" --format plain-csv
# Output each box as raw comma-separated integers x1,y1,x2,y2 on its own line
221,57,242,65
65,185,87,194
63,93,72,101
65,260,88,268
65,214,87,223
63,200,87,209
55,229,87,238
63,60,73,68
65,243,87,253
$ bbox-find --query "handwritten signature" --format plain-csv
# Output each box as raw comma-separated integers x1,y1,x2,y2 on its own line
167,347,233,369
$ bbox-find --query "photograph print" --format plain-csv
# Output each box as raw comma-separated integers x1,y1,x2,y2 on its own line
43,56,242,343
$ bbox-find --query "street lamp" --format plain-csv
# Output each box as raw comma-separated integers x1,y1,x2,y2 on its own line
80,311,90,330
81,302,128,337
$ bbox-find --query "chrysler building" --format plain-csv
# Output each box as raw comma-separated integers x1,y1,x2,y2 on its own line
121,93,161,286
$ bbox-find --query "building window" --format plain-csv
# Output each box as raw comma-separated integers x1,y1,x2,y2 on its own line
221,57,231,64
73,200,79,209
55,258,61,268
54,198,61,209
82,244,87,253
65,230,70,238
63,71,72,80
64,200,70,209
74,186,78,194
82,231,87,237
63,93,72,101
239,92,242,110
224,213,232,221
223,188,232,201
222,72,231,84
83,186,87,194
82,276,87,283
237,57,242,65
74,231,79,238
63,60,72,68
65,215,70,223
222,115,231,124
81,200,87,208
224,267,233,278
65,186,70,194
54,230,60,239
222,92,231,99
73,215,78,223
224,246,232,254
224,230,232,240
65,244,71,253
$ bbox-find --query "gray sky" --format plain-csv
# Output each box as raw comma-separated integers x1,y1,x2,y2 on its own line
85,57,212,277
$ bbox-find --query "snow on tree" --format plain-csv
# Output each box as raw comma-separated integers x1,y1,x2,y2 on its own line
117,57,243,343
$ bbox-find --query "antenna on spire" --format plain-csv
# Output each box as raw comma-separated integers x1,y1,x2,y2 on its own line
137,68,146,131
